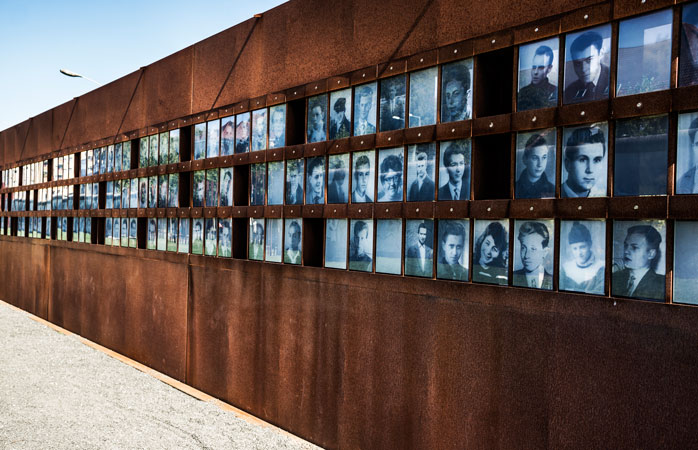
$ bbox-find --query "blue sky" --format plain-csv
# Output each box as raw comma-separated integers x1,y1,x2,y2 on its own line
0,0,288,132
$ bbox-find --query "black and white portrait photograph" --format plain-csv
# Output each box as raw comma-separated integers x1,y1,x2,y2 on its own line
407,143,436,202
87,149,95,175
285,159,304,205
138,177,148,209
267,161,284,205
614,115,668,196
515,129,556,199
441,58,473,122
349,219,373,272
563,25,611,104
167,218,178,252
307,94,328,143
219,168,233,207
157,218,167,251
351,150,374,203
518,37,559,111
329,89,351,140
107,145,114,173
191,218,204,255
120,217,128,247
178,218,190,254
123,141,132,169
379,75,406,132
353,83,377,136
675,112,698,194
436,219,469,282
438,139,471,201
159,132,169,165
673,221,698,305
147,217,157,250
284,219,302,265
113,180,122,209
193,123,205,160
235,112,250,154
377,147,404,202
561,123,608,198
206,119,219,158
218,218,232,258
408,67,437,127
168,173,179,208
112,218,120,246
375,219,402,275
99,147,108,174
325,219,347,269
680,3,698,87
204,218,217,256
512,220,554,290
148,135,158,167
472,219,509,285
559,220,606,295
250,163,266,206
327,154,349,204
114,143,122,172
611,220,666,301
106,181,113,209
205,169,218,207
269,105,286,149
221,118,234,156
129,178,138,209
80,152,87,177
249,218,264,261
105,217,113,246
617,9,672,96
265,218,283,263
158,175,168,208
404,220,434,278
128,218,137,248
306,157,325,204
148,176,157,208
252,109,267,151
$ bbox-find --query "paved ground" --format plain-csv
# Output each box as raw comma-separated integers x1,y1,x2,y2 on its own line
0,301,320,450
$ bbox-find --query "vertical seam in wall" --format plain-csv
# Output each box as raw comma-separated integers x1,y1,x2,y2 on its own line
185,253,192,385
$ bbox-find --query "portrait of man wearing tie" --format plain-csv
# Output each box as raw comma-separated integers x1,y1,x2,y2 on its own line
436,220,468,281
219,169,233,207
307,95,327,144
285,159,304,205
329,94,351,140
379,75,406,132
512,221,554,290
284,219,302,265
405,221,434,278
407,146,435,202
327,154,349,204
306,157,325,205
612,223,665,301
353,84,377,136
438,140,470,201
563,28,610,104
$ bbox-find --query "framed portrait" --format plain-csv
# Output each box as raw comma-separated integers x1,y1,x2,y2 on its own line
105,217,113,246
559,220,605,295
512,219,554,290
192,218,204,254
178,218,190,253
284,218,302,264
375,219,402,275
307,94,328,143
563,25,612,104
220,118,235,156
285,159,304,205
329,89,351,140
87,149,94,176
617,9,672,97
78,217,84,243
349,219,373,272
206,119,220,158
120,179,129,209
680,3,698,87
107,145,114,173
113,218,121,247
351,150,375,203
379,75,406,132
106,181,113,209
235,112,251,154
438,139,471,201
408,67,437,127
515,129,556,199
204,218,217,256
130,178,138,209
676,112,698,194
219,168,233,207
404,220,434,278
353,82,377,136
325,219,348,269
269,104,286,149
122,141,132,170
159,132,169,165
72,217,78,242
327,154,349,204
148,135,158,167
148,176,157,208
91,183,99,209
192,171,205,207
147,217,157,250
250,163,266,206
168,173,179,208
157,218,167,251
561,123,608,198
377,147,404,202
251,109,267,151
158,175,168,208
265,218,283,262
205,169,219,207
267,161,284,205
218,218,232,257
167,218,178,252
472,219,509,285
611,219,666,301
80,152,87,177
517,37,559,111
406,143,436,202
120,218,129,248
441,58,473,123
614,115,668,196
306,157,325,204
249,218,264,260
194,123,206,160
113,180,122,209
168,130,179,164
436,219,470,281
99,147,107,174
128,218,137,248
674,221,698,304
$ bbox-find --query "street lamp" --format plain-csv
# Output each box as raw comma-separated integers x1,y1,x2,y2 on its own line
59,69,101,86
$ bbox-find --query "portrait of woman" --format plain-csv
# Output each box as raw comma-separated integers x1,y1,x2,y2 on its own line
472,220,509,285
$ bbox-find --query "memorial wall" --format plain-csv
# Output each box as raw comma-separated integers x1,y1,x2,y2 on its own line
1,0,698,448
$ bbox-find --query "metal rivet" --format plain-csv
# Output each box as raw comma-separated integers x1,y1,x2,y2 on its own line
640,0,645,3
583,14,589,20
449,207,454,212
256,101,259,105
419,58,424,63
534,27,539,32
358,208,362,212
529,206,534,211
362,73,366,77
333,209,336,213
315,86,318,90
418,133,421,137
313,147,317,151
292,150,295,154
613,301,617,306
532,116,537,122
274,97,277,100
335,144,339,148
360,140,364,145
337,80,341,84
489,122,494,128
577,205,582,210
388,137,391,141
389,66,393,70
290,210,293,213
491,39,496,44
487,207,491,212
385,208,389,212
451,128,456,133
416,208,419,212
580,111,586,116
311,209,314,213
273,153,276,156
636,102,642,108
294,91,297,95
633,205,639,210
454,49,458,54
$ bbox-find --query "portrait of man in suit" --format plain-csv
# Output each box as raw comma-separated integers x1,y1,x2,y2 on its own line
436,220,468,281
407,147,435,202
564,29,610,104
351,152,373,203
515,132,555,199
219,169,233,207
513,221,553,290
405,221,433,278
329,95,351,140
677,116,698,194
561,125,607,198
438,140,470,201
518,43,558,111
306,157,325,205
284,220,302,265
221,119,234,156
441,60,472,122
285,159,304,205
354,84,377,136
307,96,327,143
612,223,665,301
327,155,348,204
204,218,217,256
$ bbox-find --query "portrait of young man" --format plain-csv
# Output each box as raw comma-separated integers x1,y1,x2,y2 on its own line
250,164,266,206
559,220,605,295
612,222,665,301
220,119,235,156
327,154,349,204
349,219,372,272
561,125,607,198
285,159,304,205
252,109,267,151
515,131,555,199
235,113,250,154
676,114,698,194
377,150,404,202
307,95,327,144
218,219,232,258
404,220,434,278
440,59,472,122
353,84,377,136
249,219,264,260
436,219,469,281
178,218,190,254
192,218,204,255
329,91,351,140
563,27,610,104
407,144,435,202
513,220,554,290
204,218,218,256
284,219,302,265
219,168,233,207
306,157,325,205
269,105,286,149
379,75,406,132
438,140,470,201
517,39,558,111
351,152,374,203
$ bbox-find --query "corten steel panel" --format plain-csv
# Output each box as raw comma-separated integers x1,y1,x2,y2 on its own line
0,240,49,319
23,111,54,160
47,245,188,381
141,48,194,130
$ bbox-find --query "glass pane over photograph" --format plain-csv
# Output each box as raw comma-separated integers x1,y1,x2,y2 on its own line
406,143,436,202
353,82,377,136
436,219,469,282
220,118,235,156
269,105,286,149
307,94,328,143
218,218,232,258
235,112,250,154
325,219,348,269
204,218,217,256
563,25,612,104
472,219,509,285
559,220,606,295
404,219,434,278
512,219,554,290
306,157,325,205
680,3,698,87
267,161,284,205
265,219,283,263
515,129,556,199
375,219,402,275
329,89,351,140
250,163,266,206
377,147,404,202
438,139,471,201
219,168,233,207
517,37,559,111
673,221,698,304
327,154,349,204
206,120,220,158
191,218,204,255
178,218,190,253
249,218,264,260
676,112,698,194
251,109,267,151
285,159,304,205
351,150,375,203
194,123,206,160
614,115,668,196
349,219,373,272
441,58,473,122
205,169,219,207
379,75,406,132
284,219,302,265
561,122,608,198
408,67,437,127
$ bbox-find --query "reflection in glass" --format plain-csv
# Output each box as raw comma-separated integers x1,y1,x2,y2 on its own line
404,220,433,277
106,181,113,209
218,218,232,257
351,150,374,203
149,135,158,167
267,161,284,205
235,112,250,154
408,67,437,127
307,95,327,143
114,180,122,209
437,219,469,281
250,163,266,206
178,218,190,253
617,9,672,96
169,130,179,163
130,178,138,209
105,217,113,246
167,218,178,252
157,218,167,251
561,123,608,198
676,112,698,194
680,3,698,86
284,219,302,264
148,176,157,208
251,109,267,151
203,218,217,256
327,154,349,204
107,145,114,173
192,171,205,207
121,218,129,247
438,140,471,200
329,89,351,140
158,175,168,208
515,129,556,199
159,132,169,165
123,141,132,171
306,157,325,204
285,159,304,205
147,218,157,250
379,75,406,131
206,120,219,158
441,59,473,122
472,219,509,285
377,147,404,202
674,221,698,304
407,143,435,202
168,173,179,208
249,218,264,260
353,83,377,136
325,219,348,269
205,169,219,207
85,218,92,243
220,118,235,156
349,219,373,272
559,220,605,295
611,220,666,301
375,219,402,274
269,105,286,149
265,219,283,262
614,115,668,196
219,168,233,207
194,123,206,160
518,37,559,111
512,220,554,290
563,25,612,104
80,152,87,177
